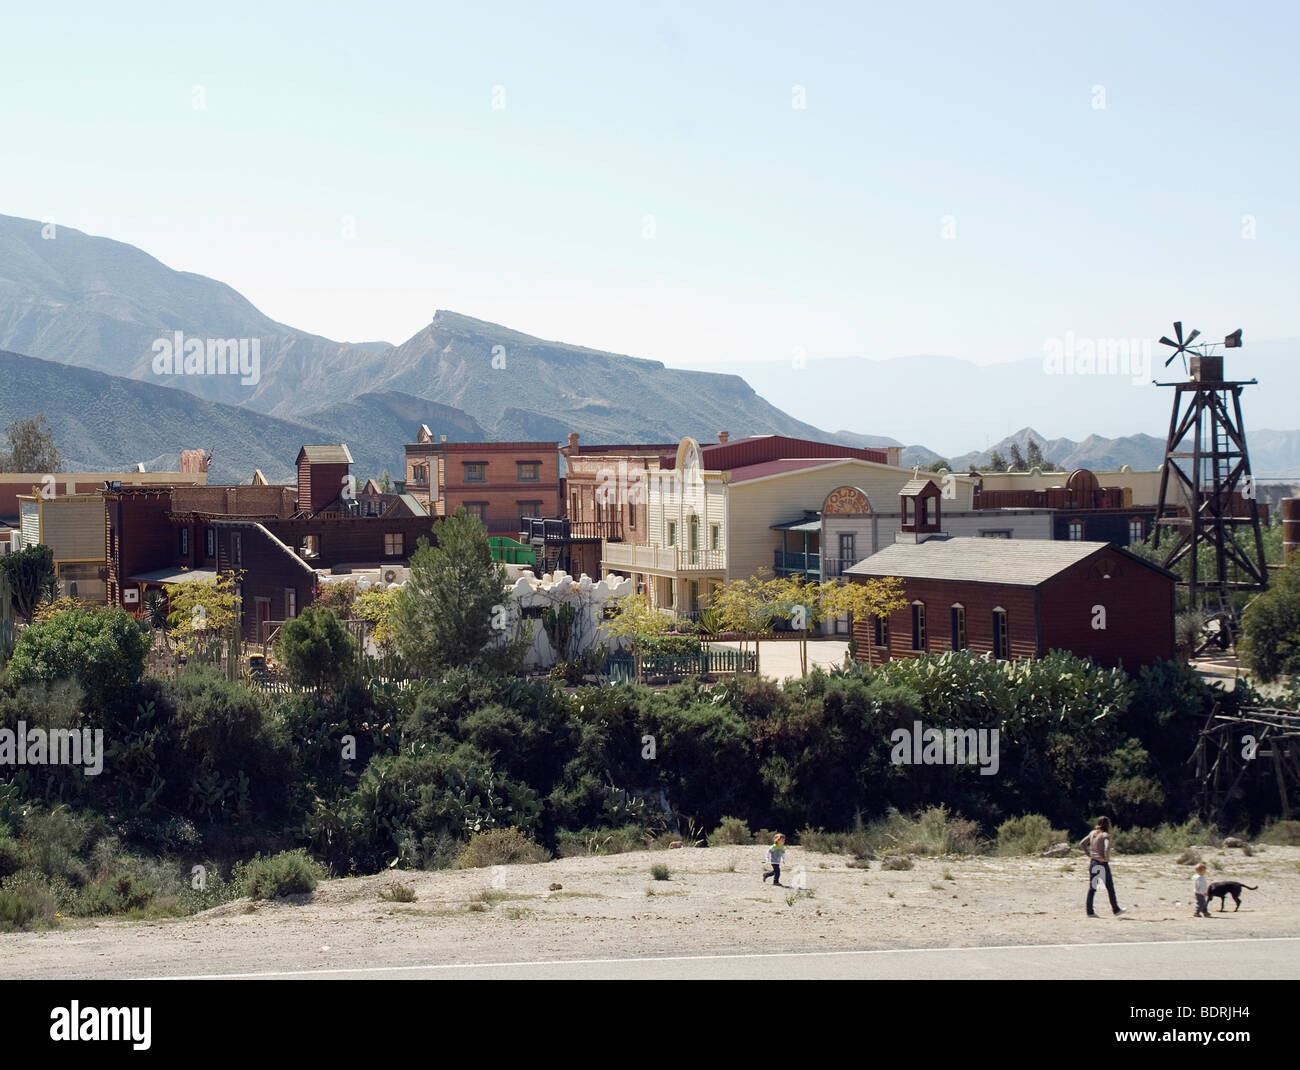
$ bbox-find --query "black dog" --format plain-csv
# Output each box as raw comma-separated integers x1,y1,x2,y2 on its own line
1206,881,1258,912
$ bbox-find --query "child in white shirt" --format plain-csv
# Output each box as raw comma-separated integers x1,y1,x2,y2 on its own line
1192,863,1210,918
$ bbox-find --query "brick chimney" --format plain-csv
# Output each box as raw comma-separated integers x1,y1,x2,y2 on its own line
717,431,730,443
567,433,580,450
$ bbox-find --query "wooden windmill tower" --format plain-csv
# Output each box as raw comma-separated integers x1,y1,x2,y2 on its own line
1151,322,1268,644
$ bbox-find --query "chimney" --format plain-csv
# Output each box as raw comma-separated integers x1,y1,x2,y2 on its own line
885,446,902,468
717,431,730,444
567,433,580,450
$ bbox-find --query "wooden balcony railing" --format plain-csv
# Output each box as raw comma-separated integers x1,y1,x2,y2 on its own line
601,543,725,572
519,517,623,542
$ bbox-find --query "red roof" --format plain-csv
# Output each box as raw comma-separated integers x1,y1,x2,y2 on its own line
694,435,889,471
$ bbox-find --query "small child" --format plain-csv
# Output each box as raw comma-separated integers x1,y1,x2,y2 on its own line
763,834,787,887
1192,863,1211,918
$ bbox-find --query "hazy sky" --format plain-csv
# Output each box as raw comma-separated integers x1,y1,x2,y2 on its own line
2,1,1296,369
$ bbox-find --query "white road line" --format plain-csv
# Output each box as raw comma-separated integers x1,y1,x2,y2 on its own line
142,935,1300,980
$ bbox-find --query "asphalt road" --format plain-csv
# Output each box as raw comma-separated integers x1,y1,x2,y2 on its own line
151,935,1300,980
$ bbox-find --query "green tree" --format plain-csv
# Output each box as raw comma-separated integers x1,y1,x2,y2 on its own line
0,544,55,623
276,606,357,696
1238,565,1300,682
926,459,951,473
599,591,670,681
7,607,148,709
1008,442,1027,471
0,414,62,473
163,573,241,661
378,470,395,494
987,450,1008,473
390,510,506,672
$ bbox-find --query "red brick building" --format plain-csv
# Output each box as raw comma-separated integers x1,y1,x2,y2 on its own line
846,536,1176,671
404,426,559,537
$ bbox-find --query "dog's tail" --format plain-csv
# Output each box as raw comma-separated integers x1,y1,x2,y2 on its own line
1242,884,1259,890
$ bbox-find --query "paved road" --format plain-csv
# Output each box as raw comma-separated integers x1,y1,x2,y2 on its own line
151,935,1300,980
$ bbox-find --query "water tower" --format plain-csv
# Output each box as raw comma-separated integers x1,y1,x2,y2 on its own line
1151,323,1268,643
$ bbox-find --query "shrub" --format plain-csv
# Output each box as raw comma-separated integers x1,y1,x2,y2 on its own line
1156,817,1218,850
710,816,752,846
798,820,874,860
1238,564,1300,682
7,606,148,709
378,882,417,903
275,606,357,695
457,828,551,869
0,836,25,879
650,863,671,880
996,814,1066,856
1176,849,1203,866
880,855,914,871
554,825,647,857
238,850,323,900
1258,819,1300,846
0,877,57,932
79,870,156,915
1111,826,1160,854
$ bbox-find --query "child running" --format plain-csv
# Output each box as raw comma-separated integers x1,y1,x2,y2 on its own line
763,833,787,887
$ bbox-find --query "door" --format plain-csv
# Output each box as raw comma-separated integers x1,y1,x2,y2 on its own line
838,533,856,575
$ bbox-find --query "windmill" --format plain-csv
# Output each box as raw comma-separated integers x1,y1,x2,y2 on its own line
1151,322,1267,648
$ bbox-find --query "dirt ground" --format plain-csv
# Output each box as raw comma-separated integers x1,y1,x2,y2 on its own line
2,843,1297,979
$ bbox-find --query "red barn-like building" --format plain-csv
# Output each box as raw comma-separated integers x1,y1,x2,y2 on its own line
845,536,1176,670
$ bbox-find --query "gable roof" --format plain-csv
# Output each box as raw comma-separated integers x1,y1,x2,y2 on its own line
297,445,353,465
844,537,1174,587
728,457,863,484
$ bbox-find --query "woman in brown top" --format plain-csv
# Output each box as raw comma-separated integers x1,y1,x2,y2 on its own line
1080,816,1127,917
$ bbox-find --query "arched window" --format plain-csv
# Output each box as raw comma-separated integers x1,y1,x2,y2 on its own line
911,601,927,651
992,607,1009,660
950,603,966,650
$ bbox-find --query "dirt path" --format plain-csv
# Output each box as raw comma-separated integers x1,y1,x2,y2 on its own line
2,844,1296,979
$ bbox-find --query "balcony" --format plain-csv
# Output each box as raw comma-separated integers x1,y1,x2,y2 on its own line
520,516,623,543
820,556,858,579
602,543,726,573
774,548,821,579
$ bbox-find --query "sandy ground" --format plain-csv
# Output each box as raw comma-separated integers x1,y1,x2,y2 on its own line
2,843,1297,980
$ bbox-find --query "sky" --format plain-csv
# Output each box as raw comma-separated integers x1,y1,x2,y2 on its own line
1,1,1297,371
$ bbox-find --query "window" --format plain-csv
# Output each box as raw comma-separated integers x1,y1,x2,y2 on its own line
628,501,636,530
992,608,1009,659
911,602,927,651
463,462,487,483
179,527,189,556
979,529,1011,539
838,533,856,571
1068,520,1084,541
711,524,720,551
463,502,488,522
205,528,215,558
286,588,297,618
384,532,404,556
518,500,542,522
951,604,966,650
667,520,677,546
232,532,242,565
874,613,889,648
1128,518,1144,543
517,462,540,482
302,534,320,558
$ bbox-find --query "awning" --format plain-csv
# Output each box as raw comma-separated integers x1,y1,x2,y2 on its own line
127,567,219,585
770,517,821,533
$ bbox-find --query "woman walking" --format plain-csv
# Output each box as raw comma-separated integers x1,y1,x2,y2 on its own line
1079,816,1127,917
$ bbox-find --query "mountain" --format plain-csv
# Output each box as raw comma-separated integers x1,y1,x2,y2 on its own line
0,349,320,483
0,215,828,445
687,340,1300,462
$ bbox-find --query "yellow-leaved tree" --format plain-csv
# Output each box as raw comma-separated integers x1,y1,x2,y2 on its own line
163,572,242,664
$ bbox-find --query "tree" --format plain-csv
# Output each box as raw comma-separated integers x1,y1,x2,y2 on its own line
1025,437,1044,469
390,510,506,672
1238,566,1300,682
0,544,55,623
7,606,148,709
0,415,63,473
599,591,670,681
357,585,398,652
163,573,242,661
705,569,787,675
378,470,395,494
1008,443,1027,472
926,459,951,473
987,450,1008,473
822,575,909,667
276,606,357,696
312,579,359,618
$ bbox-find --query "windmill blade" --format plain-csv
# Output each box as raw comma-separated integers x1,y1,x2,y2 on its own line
1184,328,1201,346
1159,335,1179,349
1164,350,1183,367
1173,321,1184,344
